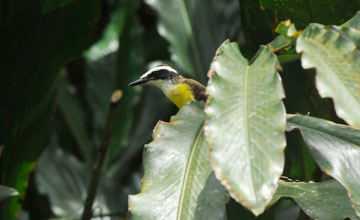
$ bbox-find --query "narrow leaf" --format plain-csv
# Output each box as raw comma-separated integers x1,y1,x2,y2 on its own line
273,179,359,220
84,4,125,60
296,23,360,127
145,0,240,82
287,115,360,217
129,102,228,220
205,40,286,215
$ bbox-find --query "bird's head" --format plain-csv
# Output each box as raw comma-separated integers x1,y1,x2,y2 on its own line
128,65,181,88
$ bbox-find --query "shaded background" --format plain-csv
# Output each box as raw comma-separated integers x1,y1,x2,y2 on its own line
0,0,359,219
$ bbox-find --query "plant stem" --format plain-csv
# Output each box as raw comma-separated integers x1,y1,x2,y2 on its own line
81,90,122,220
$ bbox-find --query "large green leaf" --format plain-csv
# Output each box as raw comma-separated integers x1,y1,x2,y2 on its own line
57,77,94,162
0,186,18,202
273,179,360,220
205,41,286,215
287,115,360,217
145,0,240,83
129,102,228,220
296,23,360,127
260,0,360,28
36,144,130,219
0,1,101,218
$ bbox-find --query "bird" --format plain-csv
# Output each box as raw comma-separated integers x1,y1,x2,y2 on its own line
128,65,208,108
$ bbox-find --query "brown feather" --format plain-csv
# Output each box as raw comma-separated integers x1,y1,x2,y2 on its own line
180,78,208,102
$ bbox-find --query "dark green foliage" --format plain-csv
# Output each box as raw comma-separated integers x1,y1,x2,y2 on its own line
0,1,101,218
1,0,360,219
260,0,360,28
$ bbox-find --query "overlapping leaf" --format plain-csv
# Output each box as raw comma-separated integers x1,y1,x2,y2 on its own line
129,102,228,220
36,144,130,219
205,40,286,215
296,23,360,127
273,179,359,220
275,19,302,42
268,20,302,63
287,115,360,217
145,0,240,82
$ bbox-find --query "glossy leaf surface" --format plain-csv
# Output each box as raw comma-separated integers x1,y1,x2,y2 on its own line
205,41,286,215
145,0,240,82
287,115,360,217
129,102,228,220
274,179,360,220
296,23,360,127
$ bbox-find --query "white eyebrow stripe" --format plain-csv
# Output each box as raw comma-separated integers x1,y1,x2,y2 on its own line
140,66,178,78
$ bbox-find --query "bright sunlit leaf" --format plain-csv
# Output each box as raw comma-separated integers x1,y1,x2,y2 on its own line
129,102,228,220
205,40,286,215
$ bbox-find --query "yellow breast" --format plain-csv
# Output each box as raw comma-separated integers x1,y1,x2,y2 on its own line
167,83,195,108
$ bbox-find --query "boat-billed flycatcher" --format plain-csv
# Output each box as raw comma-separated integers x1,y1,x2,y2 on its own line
128,65,207,108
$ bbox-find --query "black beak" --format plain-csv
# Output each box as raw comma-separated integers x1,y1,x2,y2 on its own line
128,78,149,86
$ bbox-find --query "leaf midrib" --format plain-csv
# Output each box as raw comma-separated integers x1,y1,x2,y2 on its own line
243,66,256,202
176,0,204,79
176,124,205,220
